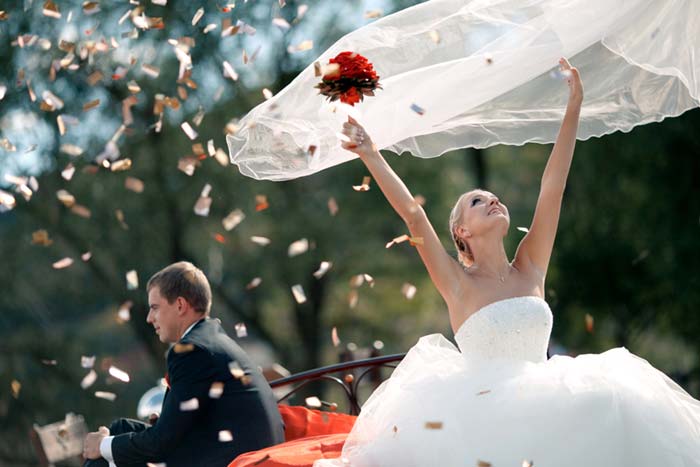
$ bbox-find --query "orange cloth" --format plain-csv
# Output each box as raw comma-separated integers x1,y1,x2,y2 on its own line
228,405,356,467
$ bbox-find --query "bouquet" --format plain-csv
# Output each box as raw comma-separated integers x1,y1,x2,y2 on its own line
315,51,381,106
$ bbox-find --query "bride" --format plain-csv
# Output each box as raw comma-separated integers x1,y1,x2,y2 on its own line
314,59,700,466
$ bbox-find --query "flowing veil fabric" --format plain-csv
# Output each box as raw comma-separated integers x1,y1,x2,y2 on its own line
227,0,699,181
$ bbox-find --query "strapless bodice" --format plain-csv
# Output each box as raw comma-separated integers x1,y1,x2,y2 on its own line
455,296,553,363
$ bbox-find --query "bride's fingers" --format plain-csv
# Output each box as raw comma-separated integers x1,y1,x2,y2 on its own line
559,57,572,70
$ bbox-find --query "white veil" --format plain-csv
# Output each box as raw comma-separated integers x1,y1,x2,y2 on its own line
227,0,699,181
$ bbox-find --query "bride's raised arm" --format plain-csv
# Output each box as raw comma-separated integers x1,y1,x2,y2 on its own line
514,58,583,280
341,117,467,306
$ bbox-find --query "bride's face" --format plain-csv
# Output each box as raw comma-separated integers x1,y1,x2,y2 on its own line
460,190,510,237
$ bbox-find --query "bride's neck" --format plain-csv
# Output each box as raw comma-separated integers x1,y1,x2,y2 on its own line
468,237,509,274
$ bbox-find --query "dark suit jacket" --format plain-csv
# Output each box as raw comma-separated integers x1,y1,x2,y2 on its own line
112,318,284,466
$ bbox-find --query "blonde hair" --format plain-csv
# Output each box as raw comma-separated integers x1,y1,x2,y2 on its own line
448,191,477,268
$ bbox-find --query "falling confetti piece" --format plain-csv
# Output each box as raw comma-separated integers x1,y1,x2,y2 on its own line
126,270,139,290
410,103,425,115
71,205,92,219
313,261,332,279
80,370,97,389
287,40,313,53
424,421,443,430
31,230,53,246
305,396,322,408
192,7,204,25
585,313,594,333
81,355,96,368
291,285,307,304
352,176,371,192
477,462,492,467
272,17,291,30
255,194,269,211
110,159,132,172
42,1,61,19
181,121,198,140
81,252,92,262
178,157,198,176
174,343,195,353
228,361,246,380
61,163,75,181
141,64,160,78
348,289,359,308
288,238,309,257
209,381,224,398
11,380,21,398
82,99,100,111
222,209,245,231
117,301,132,322
223,61,239,81
95,391,117,401
235,322,247,338
53,258,74,269
194,184,213,216
250,236,270,246
109,366,130,383
401,283,417,300
517,226,529,233
218,430,233,442
246,277,262,290
331,327,340,347
180,397,199,411
125,177,145,193
60,144,83,157
327,197,339,216
428,30,440,43
476,389,491,396
522,461,533,467
364,9,383,19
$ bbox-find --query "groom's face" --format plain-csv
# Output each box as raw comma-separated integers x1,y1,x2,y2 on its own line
147,286,180,344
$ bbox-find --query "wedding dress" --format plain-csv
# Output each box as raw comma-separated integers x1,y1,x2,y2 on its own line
228,0,699,181
314,296,700,466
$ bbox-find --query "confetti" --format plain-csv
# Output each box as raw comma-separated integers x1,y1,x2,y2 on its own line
174,343,195,353
42,1,61,19
235,322,247,338
80,370,97,389
126,270,139,290
250,236,270,246
0,190,16,211
348,289,359,308
255,195,269,211
246,277,262,290
31,230,53,246
350,273,375,288
428,30,441,43
71,205,92,218
364,10,383,19
181,121,198,140
178,157,198,176
81,355,96,368
477,462,492,467
272,17,291,30
331,327,340,347
424,421,443,430
192,7,204,26
313,261,332,279
218,430,233,442
180,397,199,411
517,226,529,233
194,184,213,216
108,366,130,383
484,53,494,65
209,381,224,398
410,103,425,115
262,88,274,100
305,396,322,408
11,380,21,398
476,389,491,396
291,284,307,304
60,144,83,157
401,283,417,300
295,4,308,21
61,163,75,181
81,252,92,262
117,301,132,322
223,61,238,81
222,209,245,231
228,361,246,379
110,159,132,172
95,391,117,401
82,99,100,111
522,461,533,467
585,313,594,333
288,238,309,257
141,64,160,78
53,257,74,269
83,2,100,14
287,40,313,53
125,177,145,193
352,176,371,192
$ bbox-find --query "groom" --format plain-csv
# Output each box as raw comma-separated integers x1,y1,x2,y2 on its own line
82,261,284,467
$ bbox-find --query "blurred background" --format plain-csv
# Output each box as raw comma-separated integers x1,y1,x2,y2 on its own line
1,0,699,465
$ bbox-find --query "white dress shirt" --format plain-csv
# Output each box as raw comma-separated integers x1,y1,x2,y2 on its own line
99,319,203,466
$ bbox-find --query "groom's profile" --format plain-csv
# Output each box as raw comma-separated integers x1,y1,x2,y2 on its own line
83,261,284,467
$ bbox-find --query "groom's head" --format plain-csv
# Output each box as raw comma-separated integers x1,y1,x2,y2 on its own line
146,262,212,343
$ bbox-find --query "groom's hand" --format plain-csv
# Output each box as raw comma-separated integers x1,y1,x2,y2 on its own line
83,426,109,460
341,116,376,156
559,57,583,106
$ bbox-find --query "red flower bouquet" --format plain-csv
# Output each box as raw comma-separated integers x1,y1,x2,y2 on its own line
315,51,381,106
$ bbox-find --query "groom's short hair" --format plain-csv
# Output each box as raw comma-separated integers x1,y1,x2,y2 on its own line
147,261,212,314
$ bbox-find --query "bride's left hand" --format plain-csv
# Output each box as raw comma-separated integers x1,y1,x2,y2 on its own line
341,116,375,156
559,57,583,106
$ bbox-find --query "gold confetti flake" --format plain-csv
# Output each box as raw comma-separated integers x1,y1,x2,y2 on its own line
327,197,338,216
60,144,83,157
95,391,117,401
174,343,195,353
0,11,8,21
401,283,417,300
235,323,247,338
347,290,358,309
245,277,262,290
82,99,100,111
83,2,100,14
218,430,233,442
352,176,371,192
179,397,199,411
71,205,92,218
222,209,245,231
364,9,383,19
585,313,594,333
255,194,269,211
125,177,144,193
31,229,53,246
42,1,61,19
214,148,229,166
287,40,313,53
111,159,132,172
331,327,340,347
53,257,74,269
209,381,224,398
291,284,307,304
428,30,440,44
126,270,139,290
424,421,443,430
250,236,270,246
305,396,322,408
141,64,160,78
313,261,332,279
288,238,309,257
80,370,97,389
108,365,130,383
11,380,21,398
477,462,492,467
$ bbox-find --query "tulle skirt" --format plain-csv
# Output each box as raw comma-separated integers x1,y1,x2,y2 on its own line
315,334,700,466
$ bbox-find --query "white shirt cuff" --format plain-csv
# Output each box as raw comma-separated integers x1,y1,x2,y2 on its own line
100,435,116,467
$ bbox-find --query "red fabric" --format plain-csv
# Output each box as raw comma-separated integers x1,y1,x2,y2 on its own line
228,406,356,467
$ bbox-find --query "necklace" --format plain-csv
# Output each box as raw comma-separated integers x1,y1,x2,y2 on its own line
469,263,510,283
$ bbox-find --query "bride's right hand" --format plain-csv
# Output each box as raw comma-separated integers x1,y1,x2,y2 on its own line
559,57,583,106
341,116,376,156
